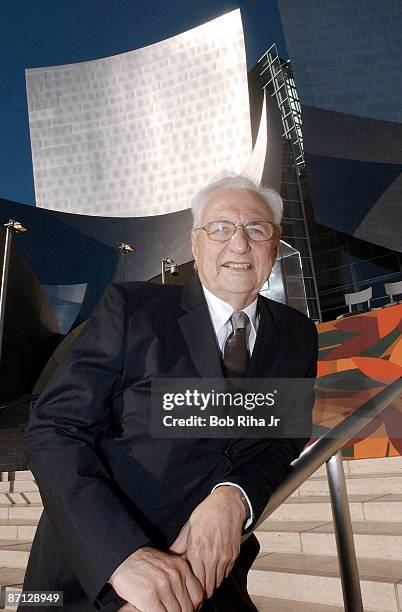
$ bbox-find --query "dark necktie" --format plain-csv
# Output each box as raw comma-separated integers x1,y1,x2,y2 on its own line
223,311,249,378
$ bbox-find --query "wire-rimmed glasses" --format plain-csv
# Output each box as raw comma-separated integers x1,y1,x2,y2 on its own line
194,220,276,242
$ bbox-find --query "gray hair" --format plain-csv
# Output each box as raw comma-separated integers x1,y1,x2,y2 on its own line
191,174,283,228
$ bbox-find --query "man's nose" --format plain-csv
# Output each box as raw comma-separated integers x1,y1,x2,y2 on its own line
228,226,250,253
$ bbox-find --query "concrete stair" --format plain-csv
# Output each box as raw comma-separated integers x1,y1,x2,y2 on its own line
249,456,402,611
0,460,402,611
0,471,40,610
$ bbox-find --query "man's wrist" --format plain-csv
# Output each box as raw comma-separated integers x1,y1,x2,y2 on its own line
237,489,251,522
211,483,253,529
212,485,248,524
108,546,150,587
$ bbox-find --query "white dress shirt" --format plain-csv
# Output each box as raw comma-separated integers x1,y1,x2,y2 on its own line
202,285,260,530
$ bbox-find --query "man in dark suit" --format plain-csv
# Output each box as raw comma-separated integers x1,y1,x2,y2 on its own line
21,175,317,611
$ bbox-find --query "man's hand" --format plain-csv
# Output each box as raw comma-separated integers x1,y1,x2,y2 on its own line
169,486,247,599
109,546,204,612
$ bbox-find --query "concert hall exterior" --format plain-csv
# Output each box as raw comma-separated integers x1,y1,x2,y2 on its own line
277,0,402,319
1,9,402,610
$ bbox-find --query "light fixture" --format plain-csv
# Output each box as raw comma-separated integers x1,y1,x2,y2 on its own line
117,243,136,281
0,219,29,366
4,219,28,233
161,258,179,284
118,243,136,254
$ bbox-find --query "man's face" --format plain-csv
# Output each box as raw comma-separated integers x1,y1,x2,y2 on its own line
191,188,280,308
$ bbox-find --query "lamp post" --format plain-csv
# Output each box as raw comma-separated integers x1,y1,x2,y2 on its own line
161,258,179,285
118,243,135,282
0,220,29,366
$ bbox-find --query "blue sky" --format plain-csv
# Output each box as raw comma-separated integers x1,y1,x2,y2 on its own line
0,0,286,206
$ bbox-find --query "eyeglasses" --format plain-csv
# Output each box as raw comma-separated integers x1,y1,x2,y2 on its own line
194,220,277,242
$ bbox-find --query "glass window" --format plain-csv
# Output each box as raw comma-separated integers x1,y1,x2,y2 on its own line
281,218,306,238
283,200,303,219
313,248,349,273
301,257,313,277
353,255,400,282
281,182,299,201
285,237,310,258
316,267,353,291
348,241,388,263
312,230,352,253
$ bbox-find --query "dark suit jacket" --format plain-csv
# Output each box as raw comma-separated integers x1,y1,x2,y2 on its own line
21,276,318,611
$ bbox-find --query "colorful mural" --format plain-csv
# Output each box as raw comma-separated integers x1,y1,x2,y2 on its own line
314,304,402,459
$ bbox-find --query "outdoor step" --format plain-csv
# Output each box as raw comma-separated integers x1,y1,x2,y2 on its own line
251,595,344,611
308,456,402,479
0,522,37,541
347,456,402,476
0,492,41,506
249,552,402,611
256,520,402,560
17,492,41,504
0,541,31,569
295,474,402,497
0,568,24,588
0,483,38,494
5,505,42,521
269,493,402,522
0,493,42,506
0,472,34,482
14,472,34,481
10,482,38,494
0,579,23,611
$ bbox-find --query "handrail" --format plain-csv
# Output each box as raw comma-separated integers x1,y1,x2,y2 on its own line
252,377,402,526
0,392,39,412
245,377,402,612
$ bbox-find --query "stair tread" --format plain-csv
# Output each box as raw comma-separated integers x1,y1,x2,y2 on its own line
286,493,402,503
258,520,331,532
0,541,31,551
0,519,39,526
251,595,344,611
0,568,25,586
307,472,402,481
251,551,402,583
257,520,402,535
0,503,42,508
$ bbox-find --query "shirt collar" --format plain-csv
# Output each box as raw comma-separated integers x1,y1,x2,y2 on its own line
201,284,258,336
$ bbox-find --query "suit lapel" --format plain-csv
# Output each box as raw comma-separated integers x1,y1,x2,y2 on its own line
178,278,281,379
247,295,281,378
178,276,225,379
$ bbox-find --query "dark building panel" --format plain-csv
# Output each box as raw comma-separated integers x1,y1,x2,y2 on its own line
0,197,193,323
277,0,402,254
305,152,402,240
277,0,402,123
0,230,60,403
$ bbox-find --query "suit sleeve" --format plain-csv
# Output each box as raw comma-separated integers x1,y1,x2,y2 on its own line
25,283,152,608
212,322,318,533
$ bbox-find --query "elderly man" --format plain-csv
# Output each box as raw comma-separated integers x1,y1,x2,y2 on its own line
21,175,317,611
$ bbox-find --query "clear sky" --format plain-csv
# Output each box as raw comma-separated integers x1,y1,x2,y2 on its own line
0,0,286,206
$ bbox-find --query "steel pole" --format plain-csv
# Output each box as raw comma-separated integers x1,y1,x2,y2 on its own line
326,450,363,612
120,252,125,282
161,260,166,285
0,226,13,367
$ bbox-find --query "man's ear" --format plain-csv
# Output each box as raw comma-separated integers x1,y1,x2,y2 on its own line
271,240,279,262
272,231,281,262
191,230,198,261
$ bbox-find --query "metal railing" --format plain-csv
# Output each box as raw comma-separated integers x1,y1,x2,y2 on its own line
245,377,402,612
0,392,39,412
